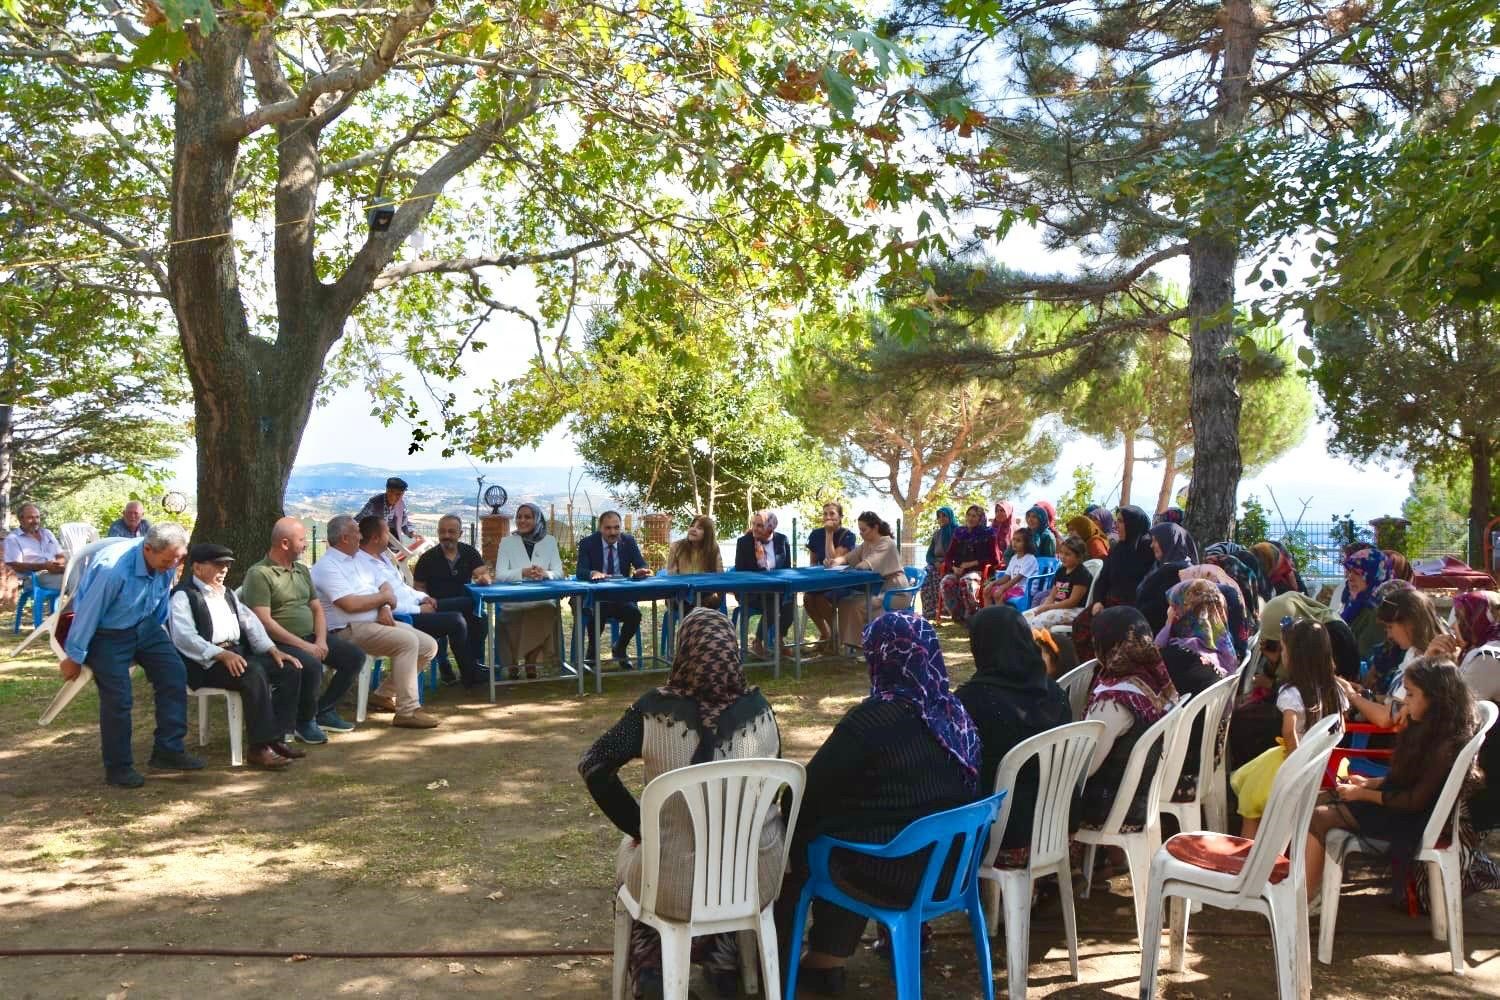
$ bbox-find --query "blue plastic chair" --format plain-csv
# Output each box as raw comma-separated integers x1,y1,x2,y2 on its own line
570,613,645,668
13,572,61,633
882,566,927,613
785,791,1005,1000
369,612,439,704
1005,557,1060,612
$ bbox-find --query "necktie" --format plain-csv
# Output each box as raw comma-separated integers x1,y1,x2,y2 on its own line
606,543,616,576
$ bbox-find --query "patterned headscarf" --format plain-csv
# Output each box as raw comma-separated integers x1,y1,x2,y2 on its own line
1087,607,1179,723
1453,591,1500,651
1086,504,1117,541
1340,547,1392,624
864,612,979,787
1156,507,1186,527
991,501,1015,555
1164,579,1237,675
1205,541,1266,602
661,608,749,733
516,502,548,549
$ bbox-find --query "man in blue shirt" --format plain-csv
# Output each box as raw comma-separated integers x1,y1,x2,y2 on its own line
574,511,650,668
60,522,203,787
106,500,152,539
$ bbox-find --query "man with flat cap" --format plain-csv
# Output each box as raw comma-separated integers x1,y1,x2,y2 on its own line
357,476,426,561
168,543,317,769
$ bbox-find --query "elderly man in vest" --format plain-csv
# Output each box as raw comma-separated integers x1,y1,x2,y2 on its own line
169,543,315,769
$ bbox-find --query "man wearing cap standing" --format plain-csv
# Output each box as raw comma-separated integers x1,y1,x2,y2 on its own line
357,477,426,560
168,544,318,769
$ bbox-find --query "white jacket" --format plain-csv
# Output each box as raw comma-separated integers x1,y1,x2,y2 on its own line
495,534,564,610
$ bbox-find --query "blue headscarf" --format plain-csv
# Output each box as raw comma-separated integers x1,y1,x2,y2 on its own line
1024,504,1057,558
863,612,979,788
927,506,957,569
1340,547,1393,624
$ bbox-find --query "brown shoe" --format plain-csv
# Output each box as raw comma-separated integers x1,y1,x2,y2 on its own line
247,745,291,769
366,692,398,713
392,710,440,729
270,740,306,760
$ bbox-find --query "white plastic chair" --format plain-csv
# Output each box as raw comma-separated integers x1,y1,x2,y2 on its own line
1318,700,1498,974
1056,660,1095,721
35,540,133,721
355,654,376,723
15,537,123,659
977,721,1104,1000
192,686,245,766
57,521,100,555
1160,673,1241,835
1077,696,1189,947
612,758,805,1000
1051,560,1103,639
1140,713,1341,1000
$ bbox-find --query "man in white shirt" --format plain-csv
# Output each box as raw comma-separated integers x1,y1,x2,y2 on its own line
169,544,309,770
355,514,483,687
4,502,66,590
311,515,440,729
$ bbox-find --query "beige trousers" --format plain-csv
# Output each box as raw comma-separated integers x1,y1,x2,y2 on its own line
345,621,438,714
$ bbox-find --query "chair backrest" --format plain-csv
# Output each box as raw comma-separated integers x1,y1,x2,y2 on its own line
902,565,926,589
1058,660,1095,720
877,791,1005,920
49,539,133,660
1418,700,1499,852
1027,556,1061,599
57,522,100,556
1081,558,1104,607
637,758,806,924
1157,672,1241,816
986,721,1104,871
1096,695,1188,836
1228,712,1342,900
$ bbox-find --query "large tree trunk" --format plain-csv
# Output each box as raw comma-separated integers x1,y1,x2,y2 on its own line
1184,0,1255,544
1120,433,1135,507
0,402,12,530
1155,446,1180,515
1469,431,1493,567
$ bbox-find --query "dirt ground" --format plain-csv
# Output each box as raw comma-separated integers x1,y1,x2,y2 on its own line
2,619,1499,999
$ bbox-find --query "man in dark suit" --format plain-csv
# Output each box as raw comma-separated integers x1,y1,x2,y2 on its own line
734,509,795,658
575,510,650,667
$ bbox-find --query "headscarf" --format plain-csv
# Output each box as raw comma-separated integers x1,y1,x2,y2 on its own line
1025,503,1057,557
1066,514,1103,545
1118,505,1151,546
1453,591,1500,651
660,608,751,762
991,501,1015,555
925,506,957,568
1087,606,1178,723
1035,500,1060,532
948,506,995,570
1096,505,1156,604
1257,592,1340,643
864,612,979,785
516,502,547,556
1252,541,1304,595
960,605,1072,729
1148,523,1195,567
1156,507,1186,527
1164,579,1237,675
1180,562,1238,590
1205,541,1266,602
1339,547,1392,624
1086,504,1117,541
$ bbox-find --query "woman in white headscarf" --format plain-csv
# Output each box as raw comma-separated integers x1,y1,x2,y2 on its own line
494,502,564,679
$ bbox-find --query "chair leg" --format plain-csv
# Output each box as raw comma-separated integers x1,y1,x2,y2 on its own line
740,928,760,997
197,692,209,746
1138,883,1167,1000
355,656,373,724
1167,895,1189,972
1427,859,1448,941
981,875,1001,937
756,905,782,1000
1080,843,1097,899
783,887,812,1000
888,916,923,1000
967,891,997,1000
1265,887,1303,1000
1122,836,1158,947
1437,855,1466,975
611,900,631,1000
225,694,244,767
1057,862,1081,982
659,923,692,1000
998,870,1031,1000
1316,845,1345,965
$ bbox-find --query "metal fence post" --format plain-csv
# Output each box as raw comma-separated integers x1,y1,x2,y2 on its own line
791,516,798,567
310,524,319,563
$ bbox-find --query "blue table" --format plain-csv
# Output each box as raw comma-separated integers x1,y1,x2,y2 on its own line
769,567,883,677
573,575,693,691
467,580,593,700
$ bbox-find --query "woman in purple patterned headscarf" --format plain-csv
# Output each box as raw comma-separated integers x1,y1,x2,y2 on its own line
863,612,980,784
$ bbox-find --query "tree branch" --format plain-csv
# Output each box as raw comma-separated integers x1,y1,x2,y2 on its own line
371,232,632,291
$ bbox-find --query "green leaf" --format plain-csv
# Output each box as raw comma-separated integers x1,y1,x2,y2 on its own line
131,26,192,68
821,67,856,118
1297,346,1316,368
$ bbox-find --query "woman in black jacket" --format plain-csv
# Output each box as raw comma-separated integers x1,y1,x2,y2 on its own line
1072,504,1154,661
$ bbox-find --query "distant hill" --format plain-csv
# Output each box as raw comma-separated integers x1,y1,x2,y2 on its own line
284,463,621,519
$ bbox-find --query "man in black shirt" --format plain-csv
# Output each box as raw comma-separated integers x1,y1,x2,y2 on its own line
412,515,493,686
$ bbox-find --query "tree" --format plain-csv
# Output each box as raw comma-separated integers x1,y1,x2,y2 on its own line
1308,305,1500,562
889,0,1416,542
2,0,927,567
1401,462,1483,563
783,307,1058,517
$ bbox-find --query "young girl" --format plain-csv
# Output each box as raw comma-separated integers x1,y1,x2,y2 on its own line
1231,619,1347,838
1025,535,1092,628
985,527,1037,607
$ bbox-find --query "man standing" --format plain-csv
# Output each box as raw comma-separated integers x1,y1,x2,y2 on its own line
311,515,440,729
354,516,482,688
5,502,66,589
169,544,314,769
356,477,426,561
574,511,650,668
733,510,794,658
242,517,367,733
412,514,492,686
60,522,203,788
107,501,152,539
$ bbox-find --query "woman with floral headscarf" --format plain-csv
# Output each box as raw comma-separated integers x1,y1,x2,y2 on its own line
775,613,978,994
1024,503,1058,558
1340,547,1393,659
920,506,956,621
940,504,1000,626
493,501,564,679
1251,541,1307,597
580,609,781,999
1158,579,1239,679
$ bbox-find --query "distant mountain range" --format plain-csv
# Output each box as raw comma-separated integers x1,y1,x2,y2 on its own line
284,463,621,520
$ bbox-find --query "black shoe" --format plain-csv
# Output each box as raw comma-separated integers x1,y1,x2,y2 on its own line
105,767,145,788
797,964,847,996
147,749,205,771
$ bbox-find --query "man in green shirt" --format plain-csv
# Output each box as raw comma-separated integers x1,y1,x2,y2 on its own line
242,517,365,734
